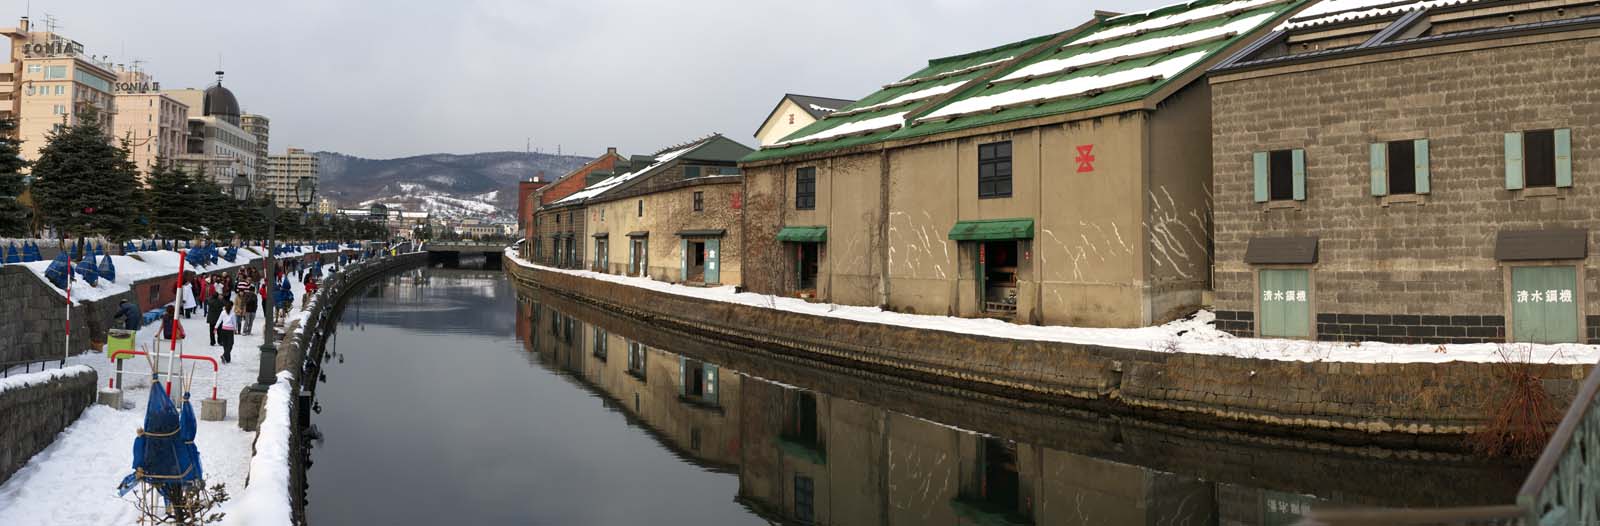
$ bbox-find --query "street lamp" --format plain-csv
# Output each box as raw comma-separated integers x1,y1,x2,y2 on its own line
233,175,285,395
369,203,388,245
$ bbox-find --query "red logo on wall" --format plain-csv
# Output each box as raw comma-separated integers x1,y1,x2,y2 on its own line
1075,145,1096,173
731,192,743,210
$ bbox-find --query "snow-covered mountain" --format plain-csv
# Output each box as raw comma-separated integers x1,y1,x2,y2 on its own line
316,151,590,217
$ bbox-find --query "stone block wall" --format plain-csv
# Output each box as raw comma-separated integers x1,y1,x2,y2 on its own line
0,366,98,485
509,259,1591,445
0,266,130,367
1211,34,1600,342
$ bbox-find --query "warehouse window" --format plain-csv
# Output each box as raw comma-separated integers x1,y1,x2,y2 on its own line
978,141,1012,198
1506,129,1572,190
796,167,816,210
1254,149,1305,202
1269,150,1294,201
1525,130,1557,188
683,166,702,179
638,199,643,217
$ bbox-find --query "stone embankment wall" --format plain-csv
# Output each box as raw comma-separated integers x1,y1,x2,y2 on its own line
0,366,98,485
507,259,1590,446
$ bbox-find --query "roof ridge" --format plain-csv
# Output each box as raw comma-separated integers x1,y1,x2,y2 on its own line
652,133,721,157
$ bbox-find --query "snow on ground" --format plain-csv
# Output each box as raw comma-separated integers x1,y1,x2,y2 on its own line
506,251,1600,365
220,371,294,526
0,262,339,526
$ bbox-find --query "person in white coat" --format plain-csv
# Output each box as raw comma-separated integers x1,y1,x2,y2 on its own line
180,280,197,319
214,303,238,364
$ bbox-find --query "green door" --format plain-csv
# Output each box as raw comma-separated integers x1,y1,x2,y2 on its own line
680,239,689,282
1259,269,1310,338
704,238,720,285
1512,266,1579,344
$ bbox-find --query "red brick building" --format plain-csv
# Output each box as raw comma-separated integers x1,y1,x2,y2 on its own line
525,148,627,244
517,176,549,240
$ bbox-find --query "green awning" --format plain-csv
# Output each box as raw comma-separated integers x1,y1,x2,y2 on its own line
948,218,1033,241
777,226,827,243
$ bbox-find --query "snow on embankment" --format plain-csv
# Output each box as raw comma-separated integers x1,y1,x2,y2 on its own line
504,250,1600,365
0,365,95,396
223,371,295,526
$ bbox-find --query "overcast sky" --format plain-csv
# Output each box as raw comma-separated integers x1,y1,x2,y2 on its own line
27,0,1171,159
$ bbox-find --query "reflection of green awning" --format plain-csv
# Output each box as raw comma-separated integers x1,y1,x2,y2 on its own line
948,218,1033,241
777,225,827,243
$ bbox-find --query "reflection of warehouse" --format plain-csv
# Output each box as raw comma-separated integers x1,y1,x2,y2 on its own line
740,1,1302,327
1209,0,1600,343
516,299,743,470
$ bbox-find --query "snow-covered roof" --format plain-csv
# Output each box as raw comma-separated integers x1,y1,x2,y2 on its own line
552,138,707,206
1280,0,1480,30
746,0,1303,163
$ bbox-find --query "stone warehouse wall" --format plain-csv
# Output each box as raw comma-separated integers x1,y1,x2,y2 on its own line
0,366,98,485
508,259,1590,447
1211,33,1600,342
0,266,129,368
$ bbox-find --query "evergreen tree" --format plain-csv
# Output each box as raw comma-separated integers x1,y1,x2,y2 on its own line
146,162,200,241
30,110,142,241
0,117,30,236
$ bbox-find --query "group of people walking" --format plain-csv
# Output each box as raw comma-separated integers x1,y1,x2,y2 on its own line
126,258,321,365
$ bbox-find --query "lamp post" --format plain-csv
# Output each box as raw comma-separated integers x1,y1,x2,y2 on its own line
369,203,388,250
233,176,283,393
296,177,315,266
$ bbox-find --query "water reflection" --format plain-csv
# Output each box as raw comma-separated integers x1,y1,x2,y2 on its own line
307,267,1525,525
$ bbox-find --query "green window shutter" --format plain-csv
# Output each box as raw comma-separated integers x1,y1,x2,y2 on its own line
678,356,688,396
1505,132,1524,190
1556,128,1573,188
703,364,719,405
704,238,720,285
1369,143,1388,197
1253,152,1269,203
1414,139,1430,194
1291,149,1306,201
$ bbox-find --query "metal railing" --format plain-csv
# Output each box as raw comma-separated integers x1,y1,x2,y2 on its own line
1300,358,1600,526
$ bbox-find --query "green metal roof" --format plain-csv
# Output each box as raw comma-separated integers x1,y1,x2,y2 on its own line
776,225,827,243
744,0,1303,164
948,218,1035,241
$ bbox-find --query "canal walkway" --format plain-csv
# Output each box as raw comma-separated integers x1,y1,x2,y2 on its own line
505,250,1598,365
0,260,333,526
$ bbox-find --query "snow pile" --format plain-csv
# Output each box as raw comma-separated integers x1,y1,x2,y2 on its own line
222,371,295,526
1281,0,1478,29
18,247,264,305
776,111,910,146
1000,12,1274,82
506,252,1600,365
1080,0,1281,45
807,103,838,113
0,365,95,396
920,51,1209,121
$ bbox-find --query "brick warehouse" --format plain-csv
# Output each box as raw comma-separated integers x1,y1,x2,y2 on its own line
1209,0,1600,343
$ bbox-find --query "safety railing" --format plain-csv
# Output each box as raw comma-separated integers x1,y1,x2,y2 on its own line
0,357,66,377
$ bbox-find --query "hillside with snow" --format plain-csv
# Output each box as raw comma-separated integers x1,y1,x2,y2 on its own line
316,151,590,214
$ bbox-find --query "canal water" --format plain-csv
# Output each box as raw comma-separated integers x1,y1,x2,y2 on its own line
305,266,1528,525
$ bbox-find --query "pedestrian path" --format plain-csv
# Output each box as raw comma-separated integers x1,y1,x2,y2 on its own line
0,263,334,526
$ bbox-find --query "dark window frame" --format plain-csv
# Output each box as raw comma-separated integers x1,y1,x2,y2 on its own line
1268,149,1295,201
978,141,1013,199
638,200,643,217
1387,140,1417,195
796,167,816,210
684,166,702,179
627,341,648,381
795,475,815,524
693,191,704,212
592,327,607,361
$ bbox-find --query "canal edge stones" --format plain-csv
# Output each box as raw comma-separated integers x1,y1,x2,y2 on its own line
504,256,1588,449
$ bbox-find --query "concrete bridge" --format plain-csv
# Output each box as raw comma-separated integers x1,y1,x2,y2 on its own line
423,241,507,268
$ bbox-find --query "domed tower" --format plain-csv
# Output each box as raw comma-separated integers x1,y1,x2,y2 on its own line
202,71,241,127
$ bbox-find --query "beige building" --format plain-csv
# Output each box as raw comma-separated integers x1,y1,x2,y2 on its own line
316,197,336,215
753,94,854,147
263,147,319,209
2,17,118,163
741,0,1303,328
242,113,269,168
111,69,188,183
167,80,256,187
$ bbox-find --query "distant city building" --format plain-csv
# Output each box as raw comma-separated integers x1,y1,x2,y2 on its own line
263,147,319,209
110,68,188,184
752,94,854,147
2,17,119,164
316,197,336,215
166,76,256,187
241,113,269,171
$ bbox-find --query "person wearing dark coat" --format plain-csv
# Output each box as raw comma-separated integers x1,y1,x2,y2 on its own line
112,299,141,331
206,293,227,346
160,306,185,341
